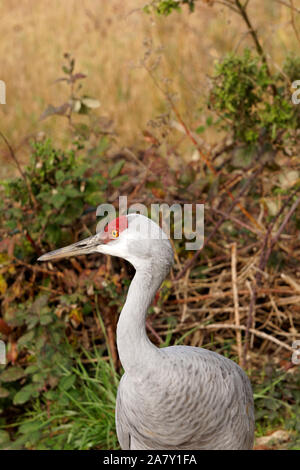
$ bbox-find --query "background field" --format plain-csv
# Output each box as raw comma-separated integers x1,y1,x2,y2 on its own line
0,0,298,175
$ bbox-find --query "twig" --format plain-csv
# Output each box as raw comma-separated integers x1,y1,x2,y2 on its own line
14,257,64,278
266,194,300,263
0,130,38,209
290,0,300,46
215,0,240,14
143,64,263,233
168,322,295,354
232,0,277,95
234,0,269,69
94,295,119,376
242,192,300,366
275,0,300,14
175,164,265,280
127,172,149,205
180,268,190,323
212,208,261,236
169,288,296,304
231,243,242,365
281,273,300,294
0,131,26,180
146,319,163,344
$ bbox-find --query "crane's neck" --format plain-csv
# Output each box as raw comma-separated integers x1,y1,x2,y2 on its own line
116,263,166,376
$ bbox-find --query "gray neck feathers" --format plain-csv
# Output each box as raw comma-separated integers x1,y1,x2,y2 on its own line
116,260,169,376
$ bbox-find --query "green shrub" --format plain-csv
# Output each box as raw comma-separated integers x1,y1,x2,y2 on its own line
0,137,127,448
210,49,297,146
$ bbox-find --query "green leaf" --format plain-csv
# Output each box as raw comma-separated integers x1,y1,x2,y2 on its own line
0,430,10,446
0,386,9,398
35,335,46,350
111,175,128,188
232,145,257,168
18,331,35,349
13,385,36,405
55,170,65,184
73,123,90,140
18,420,43,434
59,374,76,391
51,193,67,209
64,186,80,198
40,315,53,326
30,295,49,314
45,224,62,244
85,192,105,206
109,160,125,179
25,365,39,375
0,367,25,382
196,125,205,134
94,137,110,155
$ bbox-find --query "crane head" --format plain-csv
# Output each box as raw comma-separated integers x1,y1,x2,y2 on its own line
38,213,174,271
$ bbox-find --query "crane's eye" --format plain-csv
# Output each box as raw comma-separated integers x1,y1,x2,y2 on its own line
111,229,119,238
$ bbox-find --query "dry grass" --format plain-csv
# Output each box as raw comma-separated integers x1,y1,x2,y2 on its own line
0,0,299,177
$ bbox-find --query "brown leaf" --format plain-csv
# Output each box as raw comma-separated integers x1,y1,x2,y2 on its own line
40,102,70,121
70,73,87,83
62,269,78,289
0,319,11,336
151,187,165,199
142,130,160,146
7,342,18,364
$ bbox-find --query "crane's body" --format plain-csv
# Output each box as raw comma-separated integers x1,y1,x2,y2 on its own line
117,346,254,450
38,213,255,450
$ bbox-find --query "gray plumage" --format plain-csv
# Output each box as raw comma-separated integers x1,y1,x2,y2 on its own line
38,213,255,450
116,346,254,450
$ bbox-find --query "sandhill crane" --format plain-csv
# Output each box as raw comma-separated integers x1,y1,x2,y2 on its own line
38,213,255,450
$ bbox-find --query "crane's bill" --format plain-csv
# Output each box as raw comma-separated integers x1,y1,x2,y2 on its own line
37,232,109,262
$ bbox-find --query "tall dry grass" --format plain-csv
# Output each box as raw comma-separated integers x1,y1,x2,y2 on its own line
0,0,298,177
